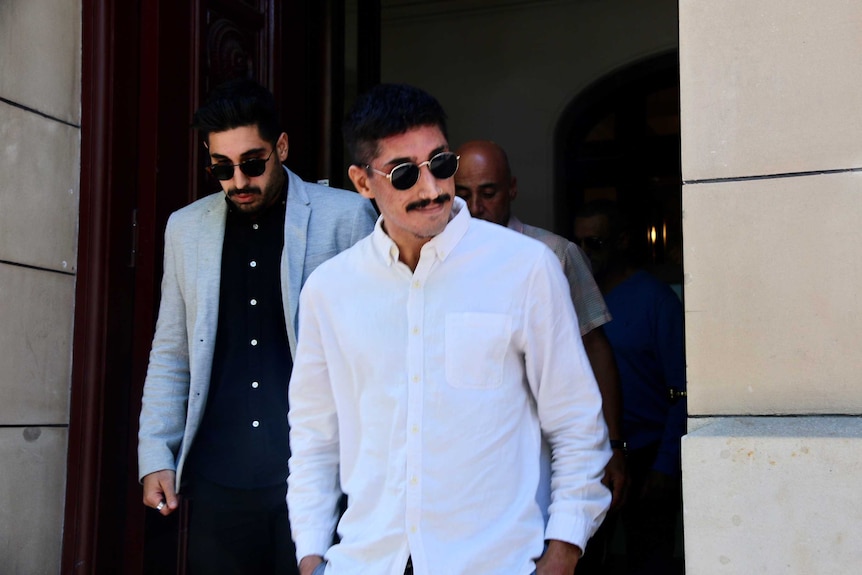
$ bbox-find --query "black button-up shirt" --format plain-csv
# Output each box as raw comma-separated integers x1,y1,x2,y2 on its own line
188,185,293,489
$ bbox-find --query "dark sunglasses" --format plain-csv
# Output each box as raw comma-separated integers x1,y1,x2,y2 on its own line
574,236,606,251
367,152,460,191
207,149,275,181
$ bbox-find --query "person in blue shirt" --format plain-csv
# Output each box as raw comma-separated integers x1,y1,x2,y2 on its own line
574,199,686,575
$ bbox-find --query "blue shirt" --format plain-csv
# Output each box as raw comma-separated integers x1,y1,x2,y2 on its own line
603,270,686,475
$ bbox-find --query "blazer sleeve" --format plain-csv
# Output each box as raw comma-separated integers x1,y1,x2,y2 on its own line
346,195,378,247
137,215,192,481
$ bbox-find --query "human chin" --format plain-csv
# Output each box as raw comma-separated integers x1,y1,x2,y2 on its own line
227,187,263,211
410,201,451,236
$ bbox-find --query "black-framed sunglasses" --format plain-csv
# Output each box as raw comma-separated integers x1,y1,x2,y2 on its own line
207,149,275,181
366,151,460,191
574,236,606,251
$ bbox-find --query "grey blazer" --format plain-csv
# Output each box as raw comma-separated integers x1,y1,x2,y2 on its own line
137,167,377,488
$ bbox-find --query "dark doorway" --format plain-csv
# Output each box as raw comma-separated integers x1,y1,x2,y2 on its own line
64,1,379,574
555,51,682,287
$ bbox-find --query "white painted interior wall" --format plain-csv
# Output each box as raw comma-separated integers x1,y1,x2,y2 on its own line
380,0,679,230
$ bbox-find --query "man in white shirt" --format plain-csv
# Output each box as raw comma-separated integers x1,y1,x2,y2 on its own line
287,83,611,575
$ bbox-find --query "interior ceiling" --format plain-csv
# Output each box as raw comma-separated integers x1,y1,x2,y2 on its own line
381,0,569,20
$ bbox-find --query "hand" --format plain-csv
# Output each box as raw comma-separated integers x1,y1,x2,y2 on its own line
142,469,179,516
535,539,581,575
601,449,629,511
299,555,324,575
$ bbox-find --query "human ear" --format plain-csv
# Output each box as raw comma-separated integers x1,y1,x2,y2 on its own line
348,164,375,199
509,176,519,201
277,133,289,162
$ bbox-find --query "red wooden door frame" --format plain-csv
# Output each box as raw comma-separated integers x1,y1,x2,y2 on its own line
63,1,378,572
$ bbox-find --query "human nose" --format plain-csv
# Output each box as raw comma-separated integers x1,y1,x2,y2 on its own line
467,194,483,216
415,163,441,197
231,165,252,189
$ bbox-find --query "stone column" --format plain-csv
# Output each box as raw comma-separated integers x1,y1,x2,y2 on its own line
679,0,862,572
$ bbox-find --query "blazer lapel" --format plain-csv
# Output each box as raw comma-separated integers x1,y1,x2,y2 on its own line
283,168,310,357
194,195,227,360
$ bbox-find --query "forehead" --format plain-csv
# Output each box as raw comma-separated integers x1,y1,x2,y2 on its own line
457,150,508,185
575,214,611,236
207,125,266,156
374,124,448,165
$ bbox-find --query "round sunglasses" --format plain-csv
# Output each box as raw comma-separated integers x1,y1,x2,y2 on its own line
206,149,275,181
366,152,460,191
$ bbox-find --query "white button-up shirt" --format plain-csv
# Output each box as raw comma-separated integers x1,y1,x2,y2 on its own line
288,198,610,575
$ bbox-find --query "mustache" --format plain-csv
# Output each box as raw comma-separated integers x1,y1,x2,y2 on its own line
406,193,451,212
227,187,262,197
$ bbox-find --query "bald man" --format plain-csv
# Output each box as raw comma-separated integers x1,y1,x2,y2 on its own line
455,140,628,514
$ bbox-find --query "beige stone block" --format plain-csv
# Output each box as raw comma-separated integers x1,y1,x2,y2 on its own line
683,172,862,414
0,264,74,424
0,103,80,272
0,0,81,124
683,417,862,574
0,426,66,574
680,0,862,181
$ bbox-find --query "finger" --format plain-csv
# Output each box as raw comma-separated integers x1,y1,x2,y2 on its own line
161,479,179,510
142,483,165,508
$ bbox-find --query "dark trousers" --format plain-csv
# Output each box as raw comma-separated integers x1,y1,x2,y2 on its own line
184,476,299,575
578,444,682,575
621,445,681,575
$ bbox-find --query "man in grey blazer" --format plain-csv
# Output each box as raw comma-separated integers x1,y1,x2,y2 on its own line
138,79,377,575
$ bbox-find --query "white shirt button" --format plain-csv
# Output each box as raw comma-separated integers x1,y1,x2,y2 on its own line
252,420,260,428
253,223,259,230
251,339,258,346
252,381,259,389
250,298,257,306
412,375,420,383
250,260,257,268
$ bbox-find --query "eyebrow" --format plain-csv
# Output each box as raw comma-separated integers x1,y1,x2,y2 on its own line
210,147,268,161
383,145,447,168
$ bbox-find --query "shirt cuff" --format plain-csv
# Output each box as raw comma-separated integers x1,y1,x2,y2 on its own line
545,512,594,552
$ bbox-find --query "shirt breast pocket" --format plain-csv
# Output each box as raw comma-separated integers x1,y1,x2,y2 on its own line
445,312,512,389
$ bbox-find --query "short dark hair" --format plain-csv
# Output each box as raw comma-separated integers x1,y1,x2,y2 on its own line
192,78,282,145
575,199,629,239
343,83,449,166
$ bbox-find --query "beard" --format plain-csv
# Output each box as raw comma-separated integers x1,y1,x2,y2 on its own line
225,172,283,215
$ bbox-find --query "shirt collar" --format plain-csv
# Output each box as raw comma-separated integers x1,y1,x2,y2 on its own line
507,215,524,233
371,196,472,266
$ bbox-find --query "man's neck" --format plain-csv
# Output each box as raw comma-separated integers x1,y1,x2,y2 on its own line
598,263,635,295
382,223,430,272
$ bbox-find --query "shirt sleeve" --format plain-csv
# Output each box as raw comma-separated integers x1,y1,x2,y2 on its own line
561,242,611,336
522,248,612,549
287,281,344,561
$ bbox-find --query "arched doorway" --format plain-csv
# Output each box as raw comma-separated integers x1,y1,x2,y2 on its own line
554,51,682,288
